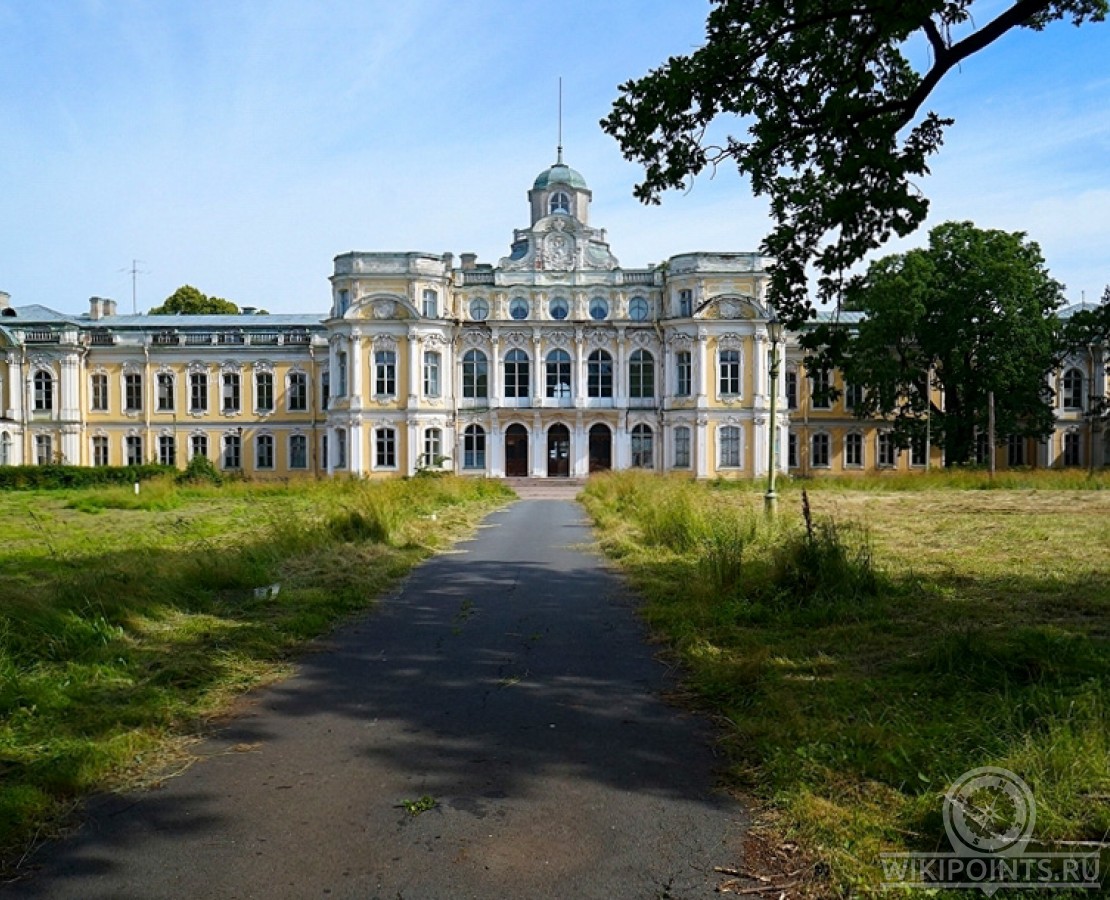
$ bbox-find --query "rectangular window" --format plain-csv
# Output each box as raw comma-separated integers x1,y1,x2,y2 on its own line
629,352,654,399
678,289,693,317
126,435,143,466
811,369,831,409
190,372,208,413
35,434,52,465
158,435,176,467
844,382,864,412
335,428,347,468
375,428,396,468
33,372,53,411
190,434,208,460
92,435,109,466
423,428,442,467
124,373,143,412
587,353,613,398
786,370,798,410
289,434,308,469
811,432,830,467
255,371,274,412
1063,432,1081,466
223,434,241,469
157,373,174,411
878,433,897,467
91,373,109,411
675,351,692,397
845,433,863,467
288,372,308,411
1007,434,1026,467
718,350,741,396
463,352,488,399
423,351,441,397
422,288,438,318
375,351,396,396
720,425,742,468
222,372,241,412
336,352,348,397
256,434,274,469
910,435,927,467
787,432,798,468
321,372,330,411
673,426,691,468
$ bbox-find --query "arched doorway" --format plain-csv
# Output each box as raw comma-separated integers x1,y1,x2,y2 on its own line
505,423,529,476
589,423,612,472
547,424,570,477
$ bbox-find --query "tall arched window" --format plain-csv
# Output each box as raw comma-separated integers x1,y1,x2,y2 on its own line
587,350,613,398
33,369,54,411
1062,368,1084,409
631,424,654,468
545,349,571,399
504,349,530,398
629,350,654,399
463,424,486,469
462,349,488,398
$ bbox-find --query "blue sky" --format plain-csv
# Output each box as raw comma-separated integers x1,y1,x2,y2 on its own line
1,1,1107,315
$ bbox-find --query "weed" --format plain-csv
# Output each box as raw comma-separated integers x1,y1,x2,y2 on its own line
396,795,437,816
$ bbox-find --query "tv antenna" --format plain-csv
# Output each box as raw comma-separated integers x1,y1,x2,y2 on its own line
556,76,564,164
119,259,148,314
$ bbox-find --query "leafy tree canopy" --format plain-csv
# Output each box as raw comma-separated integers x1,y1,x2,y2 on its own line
806,221,1065,465
149,285,239,315
602,1,1106,325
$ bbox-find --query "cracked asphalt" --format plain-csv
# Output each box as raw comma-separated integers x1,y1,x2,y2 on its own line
7,498,747,899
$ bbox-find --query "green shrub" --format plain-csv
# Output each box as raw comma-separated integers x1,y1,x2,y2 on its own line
175,454,223,486
0,464,173,491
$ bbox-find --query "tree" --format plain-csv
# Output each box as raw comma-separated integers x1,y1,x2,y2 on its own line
807,221,1065,466
601,1,1105,325
149,285,239,315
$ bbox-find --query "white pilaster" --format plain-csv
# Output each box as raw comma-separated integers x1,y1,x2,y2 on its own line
350,333,363,409
695,414,709,477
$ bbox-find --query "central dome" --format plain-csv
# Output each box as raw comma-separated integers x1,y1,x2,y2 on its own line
532,162,588,191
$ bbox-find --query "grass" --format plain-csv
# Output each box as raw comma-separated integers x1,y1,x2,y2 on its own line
581,471,1110,897
0,474,512,870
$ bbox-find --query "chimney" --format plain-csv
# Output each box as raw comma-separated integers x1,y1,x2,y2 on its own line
0,291,10,311
89,297,117,319
241,306,257,315
460,253,477,271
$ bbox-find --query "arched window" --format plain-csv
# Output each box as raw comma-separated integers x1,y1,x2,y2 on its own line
589,297,609,320
631,424,654,468
720,425,742,468
509,297,529,320
587,350,613,398
462,349,488,398
33,369,53,411
548,191,570,215
628,296,649,321
545,349,572,399
463,424,486,469
504,349,530,398
629,350,654,399
548,297,569,320
1062,368,1084,409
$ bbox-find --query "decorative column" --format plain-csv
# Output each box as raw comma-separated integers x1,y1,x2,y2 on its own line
489,416,504,477
615,328,627,406
350,416,364,474
531,334,543,408
490,333,502,406
349,331,363,410
406,330,419,406
407,416,419,475
531,411,545,477
753,415,768,477
754,331,767,400
574,328,586,408
695,414,710,478
573,412,588,476
6,352,23,420
696,327,709,407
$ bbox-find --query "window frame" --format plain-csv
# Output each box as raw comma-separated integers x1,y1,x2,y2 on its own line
90,372,109,412
675,351,692,397
374,350,397,397
423,350,441,398
811,431,831,468
255,370,274,413
587,350,613,398
289,434,308,470
190,372,209,413
630,423,654,468
156,373,175,412
375,427,396,469
673,425,691,469
718,349,741,397
720,425,742,468
628,349,655,399
288,371,308,411
221,371,241,413
33,370,54,411
255,433,275,470
463,424,486,469
545,349,572,399
462,349,488,399
504,349,530,399
158,435,176,467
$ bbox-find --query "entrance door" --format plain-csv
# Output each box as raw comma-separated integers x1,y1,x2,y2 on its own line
588,423,612,472
505,424,529,476
547,424,570,477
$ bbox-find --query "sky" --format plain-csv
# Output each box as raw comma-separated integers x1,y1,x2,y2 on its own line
1,1,1108,316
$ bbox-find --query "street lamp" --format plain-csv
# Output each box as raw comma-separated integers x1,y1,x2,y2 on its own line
765,311,785,516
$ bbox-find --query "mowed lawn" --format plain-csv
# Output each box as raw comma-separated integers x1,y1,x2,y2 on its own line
0,476,512,871
582,472,1110,896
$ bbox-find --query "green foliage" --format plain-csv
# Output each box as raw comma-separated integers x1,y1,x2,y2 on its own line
0,464,172,491
175,454,223,486
806,221,1065,465
602,2,1107,323
397,795,438,816
148,284,239,315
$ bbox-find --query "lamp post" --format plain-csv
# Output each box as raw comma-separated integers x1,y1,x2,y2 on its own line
765,312,784,516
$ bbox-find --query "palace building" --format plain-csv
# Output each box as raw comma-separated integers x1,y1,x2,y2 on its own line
0,157,1106,477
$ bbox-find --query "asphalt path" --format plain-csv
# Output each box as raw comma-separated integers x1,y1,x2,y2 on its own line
8,498,746,899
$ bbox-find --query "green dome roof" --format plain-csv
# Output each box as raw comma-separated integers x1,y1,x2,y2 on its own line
533,162,588,190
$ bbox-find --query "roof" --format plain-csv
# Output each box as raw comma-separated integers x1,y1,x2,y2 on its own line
4,305,324,329
532,162,588,191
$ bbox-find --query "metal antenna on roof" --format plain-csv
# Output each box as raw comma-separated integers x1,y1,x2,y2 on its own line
557,76,563,165
118,259,147,314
